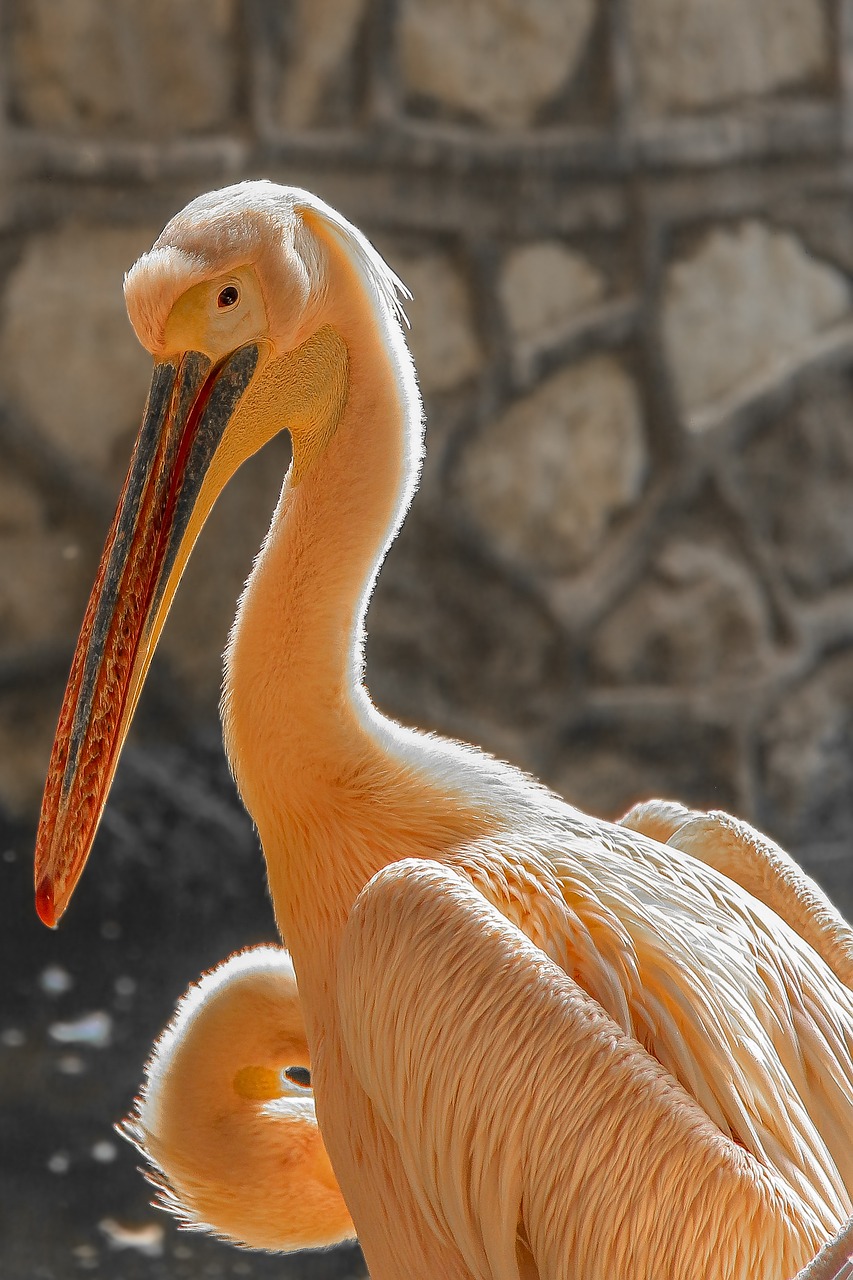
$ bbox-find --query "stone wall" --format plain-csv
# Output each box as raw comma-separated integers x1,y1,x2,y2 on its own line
2,0,853,872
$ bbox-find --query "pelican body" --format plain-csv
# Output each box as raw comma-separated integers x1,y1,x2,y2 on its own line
34,182,853,1279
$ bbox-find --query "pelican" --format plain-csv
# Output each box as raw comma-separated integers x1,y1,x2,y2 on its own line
34,181,853,1279
120,945,355,1252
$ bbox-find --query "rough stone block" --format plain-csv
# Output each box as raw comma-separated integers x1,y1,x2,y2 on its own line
276,0,367,129
499,240,606,364
455,357,646,574
0,225,156,479
663,221,849,423
6,0,238,136
593,538,771,686
399,0,595,127
629,0,828,117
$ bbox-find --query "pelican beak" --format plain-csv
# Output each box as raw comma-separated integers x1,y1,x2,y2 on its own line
34,343,260,927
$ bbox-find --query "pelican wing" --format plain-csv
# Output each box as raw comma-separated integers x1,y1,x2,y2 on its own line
338,858,825,1280
434,821,853,1233
620,802,853,993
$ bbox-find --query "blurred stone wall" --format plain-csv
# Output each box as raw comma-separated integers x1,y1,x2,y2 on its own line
2,0,853,867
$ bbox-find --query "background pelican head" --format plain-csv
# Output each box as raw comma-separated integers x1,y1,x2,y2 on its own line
122,944,354,1251
33,179,410,927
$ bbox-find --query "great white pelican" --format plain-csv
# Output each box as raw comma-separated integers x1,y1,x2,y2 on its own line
33,182,853,1279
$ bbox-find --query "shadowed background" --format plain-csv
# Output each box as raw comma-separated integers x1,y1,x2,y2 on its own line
1,1,853,1276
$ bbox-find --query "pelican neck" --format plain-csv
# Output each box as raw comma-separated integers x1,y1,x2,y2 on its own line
222,283,422,812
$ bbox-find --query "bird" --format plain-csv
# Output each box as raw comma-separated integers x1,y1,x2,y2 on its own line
120,944,355,1252
33,180,853,1279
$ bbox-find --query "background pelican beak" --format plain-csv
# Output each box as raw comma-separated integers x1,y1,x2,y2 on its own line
34,343,260,926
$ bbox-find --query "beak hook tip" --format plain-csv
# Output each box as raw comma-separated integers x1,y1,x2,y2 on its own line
35,874,58,929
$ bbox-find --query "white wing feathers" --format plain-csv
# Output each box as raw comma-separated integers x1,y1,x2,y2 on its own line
338,859,825,1280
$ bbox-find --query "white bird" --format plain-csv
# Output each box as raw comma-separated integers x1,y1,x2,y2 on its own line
34,181,853,1279
121,946,354,1251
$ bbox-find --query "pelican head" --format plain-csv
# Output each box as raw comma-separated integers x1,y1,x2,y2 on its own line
33,180,408,926
121,945,353,1250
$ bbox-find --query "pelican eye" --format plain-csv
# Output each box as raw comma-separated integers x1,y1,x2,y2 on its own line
217,285,240,309
284,1066,311,1088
